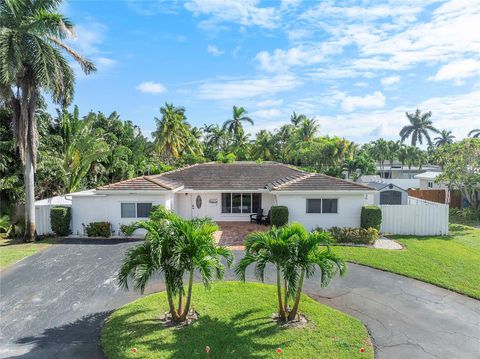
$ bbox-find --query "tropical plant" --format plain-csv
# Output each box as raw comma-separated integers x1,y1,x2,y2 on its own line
252,130,273,160
223,106,253,145
434,130,455,147
468,128,480,138
296,118,319,141
290,111,307,127
118,207,233,322
400,109,438,146
0,0,96,241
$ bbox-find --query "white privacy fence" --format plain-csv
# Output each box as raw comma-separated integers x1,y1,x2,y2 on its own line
380,199,449,236
35,195,72,236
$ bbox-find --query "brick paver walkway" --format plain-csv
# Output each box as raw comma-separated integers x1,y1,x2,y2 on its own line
214,221,269,249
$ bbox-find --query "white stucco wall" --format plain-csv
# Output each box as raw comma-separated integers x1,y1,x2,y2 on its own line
71,193,173,236
275,193,367,230
175,192,276,221
419,179,447,189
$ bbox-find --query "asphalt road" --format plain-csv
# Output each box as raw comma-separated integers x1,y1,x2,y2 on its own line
0,239,479,358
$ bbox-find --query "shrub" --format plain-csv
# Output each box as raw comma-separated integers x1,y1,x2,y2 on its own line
50,206,71,236
314,226,378,245
270,206,289,227
361,205,382,230
85,222,111,237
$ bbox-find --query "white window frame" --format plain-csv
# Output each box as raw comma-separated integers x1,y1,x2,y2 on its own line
121,202,153,218
306,198,339,214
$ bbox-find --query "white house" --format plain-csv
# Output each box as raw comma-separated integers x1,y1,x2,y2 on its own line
69,162,375,235
414,171,447,189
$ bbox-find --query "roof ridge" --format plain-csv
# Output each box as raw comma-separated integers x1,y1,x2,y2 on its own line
143,176,177,190
312,172,375,190
97,175,146,190
148,163,199,179
269,173,314,190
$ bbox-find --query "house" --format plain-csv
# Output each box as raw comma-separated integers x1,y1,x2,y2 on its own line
414,171,447,189
376,161,441,180
363,182,408,205
69,162,374,235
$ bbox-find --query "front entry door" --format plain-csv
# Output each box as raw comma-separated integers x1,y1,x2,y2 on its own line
191,194,206,218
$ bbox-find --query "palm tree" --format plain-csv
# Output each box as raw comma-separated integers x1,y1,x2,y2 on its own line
369,139,389,177
0,0,96,241
290,111,306,127
222,106,254,145
152,103,192,161
468,128,480,138
285,225,346,321
252,130,273,160
400,109,439,146
434,130,455,147
118,207,232,323
297,118,319,141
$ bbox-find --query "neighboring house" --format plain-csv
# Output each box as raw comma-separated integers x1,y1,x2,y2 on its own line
414,171,447,189
357,175,418,191
363,182,408,205
376,161,441,180
69,162,374,235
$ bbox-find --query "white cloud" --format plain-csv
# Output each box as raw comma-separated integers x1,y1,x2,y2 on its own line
185,0,278,29
429,59,480,83
136,81,167,94
251,108,283,119
197,75,300,100
341,91,386,112
381,75,401,87
256,99,284,107
207,45,225,56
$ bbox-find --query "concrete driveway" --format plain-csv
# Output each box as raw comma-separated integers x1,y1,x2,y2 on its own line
0,239,479,358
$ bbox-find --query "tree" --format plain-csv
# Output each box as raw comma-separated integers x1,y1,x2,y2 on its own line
468,129,480,138
400,109,438,147
434,130,455,147
222,106,253,145
0,0,96,241
436,139,480,210
368,139,389,177
118,207,233,323
296,118,319,141
290,111,306,127
252,130,273,160
152,103,193,161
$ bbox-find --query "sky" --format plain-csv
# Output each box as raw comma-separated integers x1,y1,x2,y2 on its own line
62,0,480,143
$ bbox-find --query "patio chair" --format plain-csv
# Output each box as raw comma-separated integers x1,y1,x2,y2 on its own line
250,209,263,224
261,210,271,226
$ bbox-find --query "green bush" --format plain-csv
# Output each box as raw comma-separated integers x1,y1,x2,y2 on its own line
50,206,71,236
270,206,289,227
361,205,382,230
85,222,111,237
316,226,378,245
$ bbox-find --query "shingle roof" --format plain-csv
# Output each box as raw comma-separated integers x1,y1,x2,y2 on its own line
269,173,375,191
98,162,374,192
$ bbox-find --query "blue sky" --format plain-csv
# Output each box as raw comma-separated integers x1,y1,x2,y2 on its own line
63,0,480,143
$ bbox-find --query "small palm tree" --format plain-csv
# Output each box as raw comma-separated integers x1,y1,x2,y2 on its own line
400,109,439,147
468,128,480,138
223,106,254,145
434,130,455,147
118,207,232,323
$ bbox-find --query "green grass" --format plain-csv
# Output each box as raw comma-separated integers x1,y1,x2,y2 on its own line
101,282,373,359
0,235,55,270
333,224,480,299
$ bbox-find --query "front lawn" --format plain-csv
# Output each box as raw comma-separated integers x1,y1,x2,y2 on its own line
101,282,373,359
0,235,55,270
333,224,480,299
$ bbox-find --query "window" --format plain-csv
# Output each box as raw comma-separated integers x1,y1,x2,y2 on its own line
306,199,338,214
121,202,153,218
428,181,433,188
221,193,261,214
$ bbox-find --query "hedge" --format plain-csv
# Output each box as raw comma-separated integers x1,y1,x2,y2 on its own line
270,206,289,227
361,205,382,231
50,206,71,236
85,222,111,237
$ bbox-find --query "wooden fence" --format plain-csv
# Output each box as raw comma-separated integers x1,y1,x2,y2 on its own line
408,189,462,208
380,198,449,235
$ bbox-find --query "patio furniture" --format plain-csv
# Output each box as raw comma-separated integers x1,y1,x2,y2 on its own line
261,210,271,226
250,209,263,224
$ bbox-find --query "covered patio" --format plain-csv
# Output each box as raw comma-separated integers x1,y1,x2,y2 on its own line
214,221,270,249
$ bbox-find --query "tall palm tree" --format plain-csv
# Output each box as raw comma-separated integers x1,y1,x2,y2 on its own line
222,106,254,144
118,207,232,323
400,109,438,147
0,0,96,241
434,129,455,147
290,111,306,127
297,118,319,141
152,103,192,161
468,128,480,138
252,129,273,160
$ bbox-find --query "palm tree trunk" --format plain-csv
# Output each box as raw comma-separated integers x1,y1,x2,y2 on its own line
283,279,288,314
288,269,305,321
166,286,180,322
24,150,36,242
178,289,183,314
179,269,194,321
276,267,286,321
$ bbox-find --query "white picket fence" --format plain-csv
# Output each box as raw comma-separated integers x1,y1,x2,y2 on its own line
380,198,449,236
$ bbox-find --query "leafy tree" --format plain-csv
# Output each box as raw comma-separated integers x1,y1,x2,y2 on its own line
296,118,319,141
223,106,254,146
0,0,95,241
400,109,438,146
118,207,232,322
252,130,273,160
436,139,480,209
434,130,455,147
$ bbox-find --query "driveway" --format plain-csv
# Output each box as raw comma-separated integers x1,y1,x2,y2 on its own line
0,239,479,359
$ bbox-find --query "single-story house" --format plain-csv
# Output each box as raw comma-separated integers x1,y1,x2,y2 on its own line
414,171,447,189
364,182,408,205
69,162,374,235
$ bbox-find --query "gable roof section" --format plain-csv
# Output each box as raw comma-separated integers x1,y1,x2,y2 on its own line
270,173,375,192
98,175,182,191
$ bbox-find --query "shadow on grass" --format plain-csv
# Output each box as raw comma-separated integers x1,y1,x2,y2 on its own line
105,308,290,358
